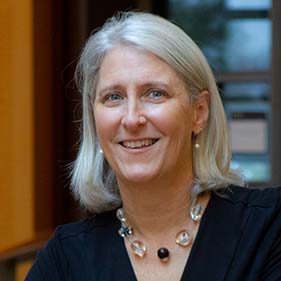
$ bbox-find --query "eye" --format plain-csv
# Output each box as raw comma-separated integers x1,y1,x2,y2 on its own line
103,92,124,105
108,93,123,101
147,90,165,99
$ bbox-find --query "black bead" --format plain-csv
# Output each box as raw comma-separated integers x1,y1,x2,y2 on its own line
157,247,169,260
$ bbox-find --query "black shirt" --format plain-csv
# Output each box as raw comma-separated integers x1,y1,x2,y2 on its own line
26,186,281,280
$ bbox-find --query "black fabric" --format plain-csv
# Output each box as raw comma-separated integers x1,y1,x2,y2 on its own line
26,186,281,281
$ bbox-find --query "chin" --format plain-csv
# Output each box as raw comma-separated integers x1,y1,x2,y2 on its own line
124,174,155,184
118,168,159,184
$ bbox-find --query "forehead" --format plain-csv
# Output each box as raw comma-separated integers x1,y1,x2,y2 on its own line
97,45,185,88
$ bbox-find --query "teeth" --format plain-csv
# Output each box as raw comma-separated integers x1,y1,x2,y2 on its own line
122,139,157,148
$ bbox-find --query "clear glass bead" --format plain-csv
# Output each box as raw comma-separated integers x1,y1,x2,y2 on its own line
176,229,192,247
130,240,146,258
116,208,127,222
190,202,202,221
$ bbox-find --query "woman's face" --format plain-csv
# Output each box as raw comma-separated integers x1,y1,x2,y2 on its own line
94,45,207,185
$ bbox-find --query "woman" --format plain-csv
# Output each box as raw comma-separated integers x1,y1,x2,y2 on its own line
26,12,281,281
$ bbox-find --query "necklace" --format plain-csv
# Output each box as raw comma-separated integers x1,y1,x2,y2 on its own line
117,196,202,262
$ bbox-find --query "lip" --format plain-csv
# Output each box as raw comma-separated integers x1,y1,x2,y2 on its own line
118,138,159,151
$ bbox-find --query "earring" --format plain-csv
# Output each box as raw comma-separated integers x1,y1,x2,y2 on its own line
99,148,103,154
194,138,200,150
194,125,203,149
194,130,201,150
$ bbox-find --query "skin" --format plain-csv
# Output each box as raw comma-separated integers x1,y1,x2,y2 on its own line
94,45,210,281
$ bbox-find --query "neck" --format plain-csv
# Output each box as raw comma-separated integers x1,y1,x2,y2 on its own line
117,175,194,237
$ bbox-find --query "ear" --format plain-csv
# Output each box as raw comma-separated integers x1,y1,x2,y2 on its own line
192,90,210,134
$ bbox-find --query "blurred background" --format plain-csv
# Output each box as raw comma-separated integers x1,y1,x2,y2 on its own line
0,0,280,280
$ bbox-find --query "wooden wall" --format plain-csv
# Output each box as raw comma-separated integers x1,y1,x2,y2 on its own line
0,0,54,279
0,0,35,251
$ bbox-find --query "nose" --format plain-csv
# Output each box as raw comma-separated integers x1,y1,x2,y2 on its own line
121,98,147,131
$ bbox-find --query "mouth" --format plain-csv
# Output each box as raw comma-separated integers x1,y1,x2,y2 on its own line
120,139,159,149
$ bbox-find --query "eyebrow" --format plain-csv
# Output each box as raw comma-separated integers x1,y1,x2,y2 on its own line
97,82,171,96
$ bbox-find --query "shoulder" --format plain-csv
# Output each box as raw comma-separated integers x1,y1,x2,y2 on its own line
211,186,281,279
26,210,119,280
205,186,281,253
208,185,281,228
43,212,118,264
54,216,97,240
53,210,118,241
215,185,281,208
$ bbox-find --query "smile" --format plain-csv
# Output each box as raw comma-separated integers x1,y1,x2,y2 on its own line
120,139,158,149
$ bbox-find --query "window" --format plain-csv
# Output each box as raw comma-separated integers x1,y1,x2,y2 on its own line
167,0,273,184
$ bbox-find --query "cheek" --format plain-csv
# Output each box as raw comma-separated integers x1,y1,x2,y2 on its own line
94,108,118,143
149,103,193,137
